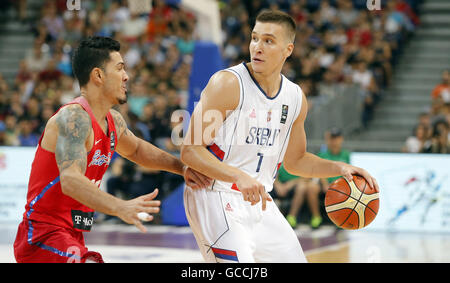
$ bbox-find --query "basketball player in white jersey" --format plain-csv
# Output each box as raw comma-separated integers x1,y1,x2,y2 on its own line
180,10,379,263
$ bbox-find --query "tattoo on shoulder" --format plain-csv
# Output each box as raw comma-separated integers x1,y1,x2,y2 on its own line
55,105,91,173
110,109,130,137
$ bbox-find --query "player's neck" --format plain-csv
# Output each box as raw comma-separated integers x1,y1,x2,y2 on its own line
80,88,112,125
247,64,282,98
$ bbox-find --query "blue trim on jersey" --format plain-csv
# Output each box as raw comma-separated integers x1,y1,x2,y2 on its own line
207,145,223,161
213,252,239,262
242,62,283,100
26,176,60,219
25,176,80,261
27,220,81,261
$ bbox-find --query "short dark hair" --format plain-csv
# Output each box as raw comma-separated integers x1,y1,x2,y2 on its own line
72,36,121,87
255,10,296,43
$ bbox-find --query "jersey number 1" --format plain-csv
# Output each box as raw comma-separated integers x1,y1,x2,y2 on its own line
256,153,264,172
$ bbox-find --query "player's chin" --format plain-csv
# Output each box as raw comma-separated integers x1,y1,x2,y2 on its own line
251,61,265,73
117,91,128,105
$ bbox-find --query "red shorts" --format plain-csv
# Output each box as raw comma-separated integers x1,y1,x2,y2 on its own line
14,220,103,263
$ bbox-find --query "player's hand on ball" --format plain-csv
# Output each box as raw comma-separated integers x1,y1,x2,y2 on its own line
183,166,213,189
115,189,160,233
338,163,379,191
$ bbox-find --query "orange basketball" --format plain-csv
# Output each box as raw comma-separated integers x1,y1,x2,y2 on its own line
325,175,379,230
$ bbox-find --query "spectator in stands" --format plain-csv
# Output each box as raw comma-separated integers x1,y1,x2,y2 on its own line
107,0,130,34
61,10,85,46
445,105,450,131
431,70,450,104
7,91,25,118
317,69,338,98
127,80,150,118
271,164,323,229
337,0,359,28
0,122,6,145
429,96,446,124
395,0,420,27
54,50,73,76
37,104,56,134
422,121,450,154
418,112,432,131
146,0,171,41
24,39,50,73
146,37,166,66
38,58,63,86
14,61,33,89
319,0,337,25
2,114,20,146
59,75,78,104
149,95,172,147
121,41,141,70
17,118,39,147
128,112,151,143
121,11,148,42
176,26,195,55
370,31,393,88
23,96,42,135
402,124,431,153
106,156,135,201
385,0,415,35
318,127,351,203
352,60,379,127
41,2,65,42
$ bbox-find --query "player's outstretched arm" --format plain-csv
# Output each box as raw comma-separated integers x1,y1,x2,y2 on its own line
110,109,212,189
180,71,271,209
283,93,379,191
54,105,160,232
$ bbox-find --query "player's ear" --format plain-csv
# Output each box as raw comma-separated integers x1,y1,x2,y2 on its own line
91,67,104,85
285,42,294,58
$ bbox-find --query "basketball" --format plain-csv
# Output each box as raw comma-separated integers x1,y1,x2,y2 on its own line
325,175,379,230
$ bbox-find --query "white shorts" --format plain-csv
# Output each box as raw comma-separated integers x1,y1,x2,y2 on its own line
183,187,307,263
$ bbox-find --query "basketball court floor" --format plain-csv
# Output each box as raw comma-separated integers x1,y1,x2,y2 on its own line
1,222,450,263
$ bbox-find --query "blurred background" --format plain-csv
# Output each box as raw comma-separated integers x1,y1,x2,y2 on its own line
0,0,450,263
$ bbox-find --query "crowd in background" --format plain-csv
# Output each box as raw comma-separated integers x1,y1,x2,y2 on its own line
403,69,450,154
0,0,424,219
221,0,420,128
0,0,422,147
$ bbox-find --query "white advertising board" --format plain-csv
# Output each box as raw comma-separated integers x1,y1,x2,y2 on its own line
351,153,450,232
0,147,36,224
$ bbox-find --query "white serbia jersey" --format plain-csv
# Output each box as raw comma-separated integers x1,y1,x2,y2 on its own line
206,62,303,193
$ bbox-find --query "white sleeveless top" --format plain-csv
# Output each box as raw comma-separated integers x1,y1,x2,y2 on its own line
205,62,303,193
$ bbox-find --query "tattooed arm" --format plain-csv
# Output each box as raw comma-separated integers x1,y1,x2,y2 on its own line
54,105,160,232
110,109,212,189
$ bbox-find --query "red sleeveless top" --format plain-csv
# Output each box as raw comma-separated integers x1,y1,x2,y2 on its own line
23,96,117,232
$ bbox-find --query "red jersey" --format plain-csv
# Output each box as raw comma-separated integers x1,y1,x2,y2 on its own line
23,96,117,232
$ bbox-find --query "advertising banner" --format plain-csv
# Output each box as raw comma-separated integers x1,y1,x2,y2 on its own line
0,147,35,223
351,153,450,232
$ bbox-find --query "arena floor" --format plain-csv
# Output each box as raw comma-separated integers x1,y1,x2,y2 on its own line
1,222,450,263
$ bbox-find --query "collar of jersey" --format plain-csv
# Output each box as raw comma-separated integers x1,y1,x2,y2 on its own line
242,62,283,100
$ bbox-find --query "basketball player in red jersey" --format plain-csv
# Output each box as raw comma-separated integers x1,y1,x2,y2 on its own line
13,36,211,263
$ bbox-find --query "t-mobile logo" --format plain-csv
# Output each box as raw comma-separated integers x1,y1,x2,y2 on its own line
71,210,94,231
74,215,82,224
